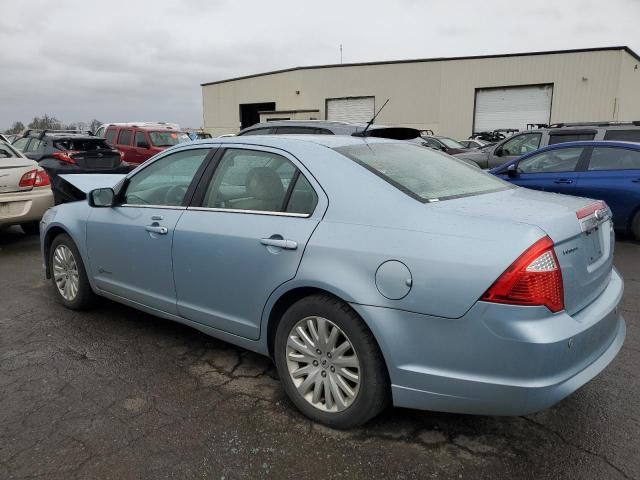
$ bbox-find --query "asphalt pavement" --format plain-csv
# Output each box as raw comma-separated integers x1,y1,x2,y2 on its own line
1,227,638,479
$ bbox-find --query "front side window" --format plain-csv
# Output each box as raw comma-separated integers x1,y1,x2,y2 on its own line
588,147,640,171
105,128,117,144
239,127,275,136
202,148,313,214
12,137,29,151
124,149,210,206
134,132,147,147
335,143,509,202
501,133,541,156
517,147,583,174
148,131,190,147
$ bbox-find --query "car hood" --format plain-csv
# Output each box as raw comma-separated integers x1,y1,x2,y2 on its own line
59,174,126,193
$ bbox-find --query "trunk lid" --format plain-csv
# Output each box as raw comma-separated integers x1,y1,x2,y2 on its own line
0,158,38,193
430,187,614,314
54,138,121,170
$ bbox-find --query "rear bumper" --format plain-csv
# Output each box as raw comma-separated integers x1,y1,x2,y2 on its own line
0,188,55,227
351,268,625,416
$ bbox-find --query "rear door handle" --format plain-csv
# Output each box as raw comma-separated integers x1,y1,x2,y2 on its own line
260,238,298,250
554,179,574,184
145,225,168,235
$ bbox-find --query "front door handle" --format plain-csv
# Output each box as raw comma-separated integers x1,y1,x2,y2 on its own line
554,179,573,184
260,237,297,250
145,225,168,235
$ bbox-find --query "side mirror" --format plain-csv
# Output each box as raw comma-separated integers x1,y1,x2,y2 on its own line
507,164,518,178
136,141,150,149
495,147,504,157
88,188,115,207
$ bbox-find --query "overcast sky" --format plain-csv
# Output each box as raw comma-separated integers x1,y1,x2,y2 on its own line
1,0,639,131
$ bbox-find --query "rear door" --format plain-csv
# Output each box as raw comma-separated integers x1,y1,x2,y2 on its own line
499,146,585,194
172,145,327,340
575,146,640,229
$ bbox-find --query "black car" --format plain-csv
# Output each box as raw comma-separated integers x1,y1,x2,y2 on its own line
12,130,126,204
237,120,420,140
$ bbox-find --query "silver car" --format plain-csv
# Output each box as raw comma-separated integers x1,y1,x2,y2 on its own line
40,136,625,428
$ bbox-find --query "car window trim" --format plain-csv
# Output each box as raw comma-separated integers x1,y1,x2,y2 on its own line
116,146,219,208
188,145,318,218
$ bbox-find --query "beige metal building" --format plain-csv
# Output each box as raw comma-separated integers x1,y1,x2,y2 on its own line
201,46,640,139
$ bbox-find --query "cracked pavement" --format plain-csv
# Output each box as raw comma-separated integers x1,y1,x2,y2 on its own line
1,227,638,479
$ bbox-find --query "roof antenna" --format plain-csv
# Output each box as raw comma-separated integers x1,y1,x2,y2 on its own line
340,44,343,64
356,99,389,137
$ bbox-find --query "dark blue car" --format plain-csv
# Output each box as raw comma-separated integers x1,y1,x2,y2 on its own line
491,141,640,239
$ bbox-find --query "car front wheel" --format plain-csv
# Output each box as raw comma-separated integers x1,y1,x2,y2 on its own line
49,233,95,310
274,294,389,429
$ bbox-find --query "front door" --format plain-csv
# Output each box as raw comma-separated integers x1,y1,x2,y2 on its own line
173,146,326,339
500,146,585,195
86,147,213,313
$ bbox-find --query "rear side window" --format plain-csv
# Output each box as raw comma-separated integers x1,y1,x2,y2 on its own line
588,147,640,171
603,129,640,142
25,139,43,153
548,132,595,145
118,129,132,146
54,139,112,151
105,128,117,144
335,143,509,203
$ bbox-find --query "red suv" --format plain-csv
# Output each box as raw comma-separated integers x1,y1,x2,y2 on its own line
100,123,191,166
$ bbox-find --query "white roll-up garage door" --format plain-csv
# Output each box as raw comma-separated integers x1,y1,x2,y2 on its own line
474,85,553,133
326,97,375,122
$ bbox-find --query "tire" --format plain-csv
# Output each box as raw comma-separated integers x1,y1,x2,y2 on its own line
274,294,389,429
49,233,95,310
20,221,40,235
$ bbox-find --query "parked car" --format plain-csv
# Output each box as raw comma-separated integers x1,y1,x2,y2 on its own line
12,130,127,204
0,139,54,234
40,136,624,428
416,135,470,154
459,139,490,149
491,140,640,239
237,120,421,140
97,122,191,166
457,121,640,169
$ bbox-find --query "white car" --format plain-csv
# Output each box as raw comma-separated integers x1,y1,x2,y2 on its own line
0,140,54,234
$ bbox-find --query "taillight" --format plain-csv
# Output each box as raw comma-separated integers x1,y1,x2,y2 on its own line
114,149,124,161
576,200,606,219
481,236,564,313
52,151,78,164
18,168,50,188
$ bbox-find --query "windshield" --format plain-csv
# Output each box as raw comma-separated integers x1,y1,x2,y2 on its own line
438,137,465,149
149,131,191,147
334,143,509,202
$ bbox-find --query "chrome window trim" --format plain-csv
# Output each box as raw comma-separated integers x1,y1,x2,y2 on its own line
120,204,187,210
187,206,310,218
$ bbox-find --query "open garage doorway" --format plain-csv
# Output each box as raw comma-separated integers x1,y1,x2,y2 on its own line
239,102,276,129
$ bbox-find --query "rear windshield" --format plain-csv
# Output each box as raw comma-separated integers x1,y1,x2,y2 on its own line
149,131,191,147
335,143,509,202
54,139,112,151
0,141,20,159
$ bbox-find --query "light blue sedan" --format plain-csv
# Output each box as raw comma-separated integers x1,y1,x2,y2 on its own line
40,136,625,428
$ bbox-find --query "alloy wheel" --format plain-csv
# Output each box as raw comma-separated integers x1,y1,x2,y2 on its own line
52,245,79,301
286,316,360,412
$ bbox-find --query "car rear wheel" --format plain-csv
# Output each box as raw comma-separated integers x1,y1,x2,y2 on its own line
274,294,389,429
49,234,95,310
20,221,40,235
